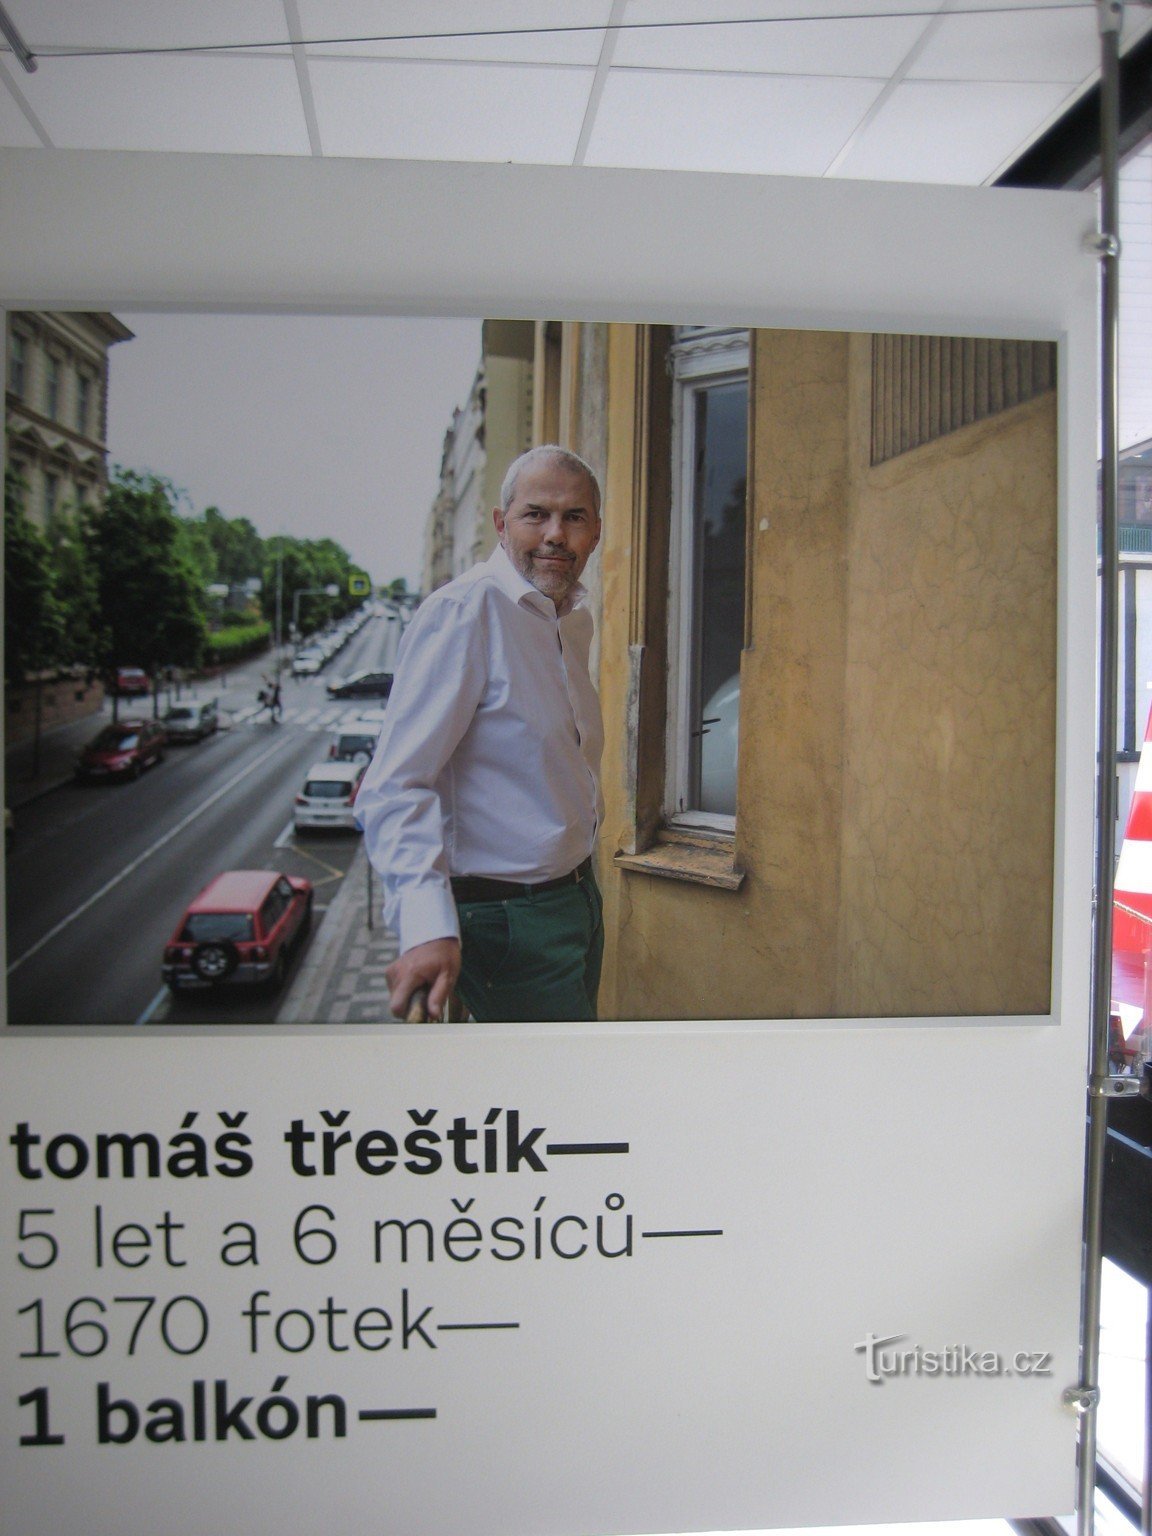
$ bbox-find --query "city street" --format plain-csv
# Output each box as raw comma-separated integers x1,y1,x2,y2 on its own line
5,609,401,1027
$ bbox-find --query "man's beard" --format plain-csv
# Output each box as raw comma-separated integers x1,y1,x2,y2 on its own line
514,546,577,600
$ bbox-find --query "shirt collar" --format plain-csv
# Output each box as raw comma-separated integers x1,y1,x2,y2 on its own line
485,542,587,620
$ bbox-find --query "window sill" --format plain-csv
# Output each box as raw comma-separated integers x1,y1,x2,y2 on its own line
613,829,745,891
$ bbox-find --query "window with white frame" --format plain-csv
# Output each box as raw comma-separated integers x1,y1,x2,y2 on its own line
666,327,749,825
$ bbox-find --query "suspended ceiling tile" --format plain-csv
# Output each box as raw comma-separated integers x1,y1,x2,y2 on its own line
310,57,594,162
12,54,311,154
585,68,882,176
612,0,926,78
12,0,292,53
908,6,1103,84
297,0,610,65
836,78,1077,185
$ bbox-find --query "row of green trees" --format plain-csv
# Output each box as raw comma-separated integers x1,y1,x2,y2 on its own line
5,467,373,690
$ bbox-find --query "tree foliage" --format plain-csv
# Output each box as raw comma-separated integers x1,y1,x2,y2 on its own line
260,535,369,637
88,470,207,676
4,460,379,688
4,469,66,684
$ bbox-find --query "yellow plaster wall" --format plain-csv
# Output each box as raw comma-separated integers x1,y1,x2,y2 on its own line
595,327,1057,1022
836,333,1056,1015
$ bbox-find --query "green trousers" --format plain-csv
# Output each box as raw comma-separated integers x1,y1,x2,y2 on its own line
456,868,604,1022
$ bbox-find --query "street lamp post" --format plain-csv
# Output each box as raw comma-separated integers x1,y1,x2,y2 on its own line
291,584,340,653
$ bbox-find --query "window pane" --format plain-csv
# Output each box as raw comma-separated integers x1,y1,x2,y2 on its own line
691,378,747,815
45,356,59,419
8,332,26,397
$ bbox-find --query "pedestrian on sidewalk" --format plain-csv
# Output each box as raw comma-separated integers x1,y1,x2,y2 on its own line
356,445,604,1023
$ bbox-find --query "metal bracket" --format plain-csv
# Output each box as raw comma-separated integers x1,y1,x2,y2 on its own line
1090,1073,1144,1097
1084,230,1122,259
1096,0,1123,36
1063,1385,1101,1414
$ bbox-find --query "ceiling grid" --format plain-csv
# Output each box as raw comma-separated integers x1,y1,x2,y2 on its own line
0,1,1148,181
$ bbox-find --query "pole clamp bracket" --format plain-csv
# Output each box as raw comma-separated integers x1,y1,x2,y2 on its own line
1063,1385,1100,1414
1084,231,1122,259
1096,1,1123,37
1090,1073,1144,1098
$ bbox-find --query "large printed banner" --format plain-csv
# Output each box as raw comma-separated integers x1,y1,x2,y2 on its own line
0,149,1098,1535
2,1031,1081,1536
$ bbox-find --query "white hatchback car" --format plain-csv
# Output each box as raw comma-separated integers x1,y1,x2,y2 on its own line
293,760,365,832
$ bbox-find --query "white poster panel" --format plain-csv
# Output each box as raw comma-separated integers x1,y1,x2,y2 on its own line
0,150,1098,1536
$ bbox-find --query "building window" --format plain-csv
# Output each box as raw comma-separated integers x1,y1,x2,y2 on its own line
43,473,59,523
8,330,27,398
45,355,60,419
667,328,749,824
77,372,91,435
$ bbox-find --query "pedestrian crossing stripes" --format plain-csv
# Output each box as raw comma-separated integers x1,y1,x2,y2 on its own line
247,704,353,731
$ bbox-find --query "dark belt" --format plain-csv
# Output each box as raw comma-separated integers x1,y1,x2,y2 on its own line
451,857,592,905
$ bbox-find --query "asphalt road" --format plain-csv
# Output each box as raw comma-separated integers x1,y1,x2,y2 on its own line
6,612,401,1027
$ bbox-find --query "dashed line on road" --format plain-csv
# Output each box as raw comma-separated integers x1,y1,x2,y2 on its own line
8,737,293,977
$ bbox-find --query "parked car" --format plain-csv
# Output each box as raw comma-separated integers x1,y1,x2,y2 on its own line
163,697,219,742
112,666,151,697
294,760,366,832
292,648,325,676
162,869,313,993
328,719,383,764
76,718,167,781
326,670,394,700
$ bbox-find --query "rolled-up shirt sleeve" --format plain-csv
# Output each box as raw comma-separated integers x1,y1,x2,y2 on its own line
355,595,488,954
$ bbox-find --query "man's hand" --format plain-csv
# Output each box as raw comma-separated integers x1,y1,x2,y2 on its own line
386,937,461,1022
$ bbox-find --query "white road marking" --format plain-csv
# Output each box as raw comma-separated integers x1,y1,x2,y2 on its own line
134,986,169,1027
273,819,296,849
8,737,292,976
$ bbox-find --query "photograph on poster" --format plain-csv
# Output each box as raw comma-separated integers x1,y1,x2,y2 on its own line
4,312,1057,1028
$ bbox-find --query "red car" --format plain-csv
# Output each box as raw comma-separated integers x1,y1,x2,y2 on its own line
76,718,167,780
162,870,313,993
112,666,151,697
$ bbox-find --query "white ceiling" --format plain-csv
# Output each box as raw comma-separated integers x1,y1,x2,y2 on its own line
1,0,1150,185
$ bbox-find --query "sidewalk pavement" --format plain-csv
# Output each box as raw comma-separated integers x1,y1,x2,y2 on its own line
279,843,400,1023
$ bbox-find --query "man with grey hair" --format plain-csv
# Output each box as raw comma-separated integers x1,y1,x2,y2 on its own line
356,444,605,1022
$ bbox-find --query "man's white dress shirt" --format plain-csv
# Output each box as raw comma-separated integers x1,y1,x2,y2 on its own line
356,544,604,954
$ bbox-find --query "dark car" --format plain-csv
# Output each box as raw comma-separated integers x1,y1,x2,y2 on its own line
326,670,394,700
162,869,313,993
76,718,167,781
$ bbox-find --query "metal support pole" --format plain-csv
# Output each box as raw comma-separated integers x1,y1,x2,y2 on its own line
275,552,284,683
1078,6,1124,1536
0,2,36,72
